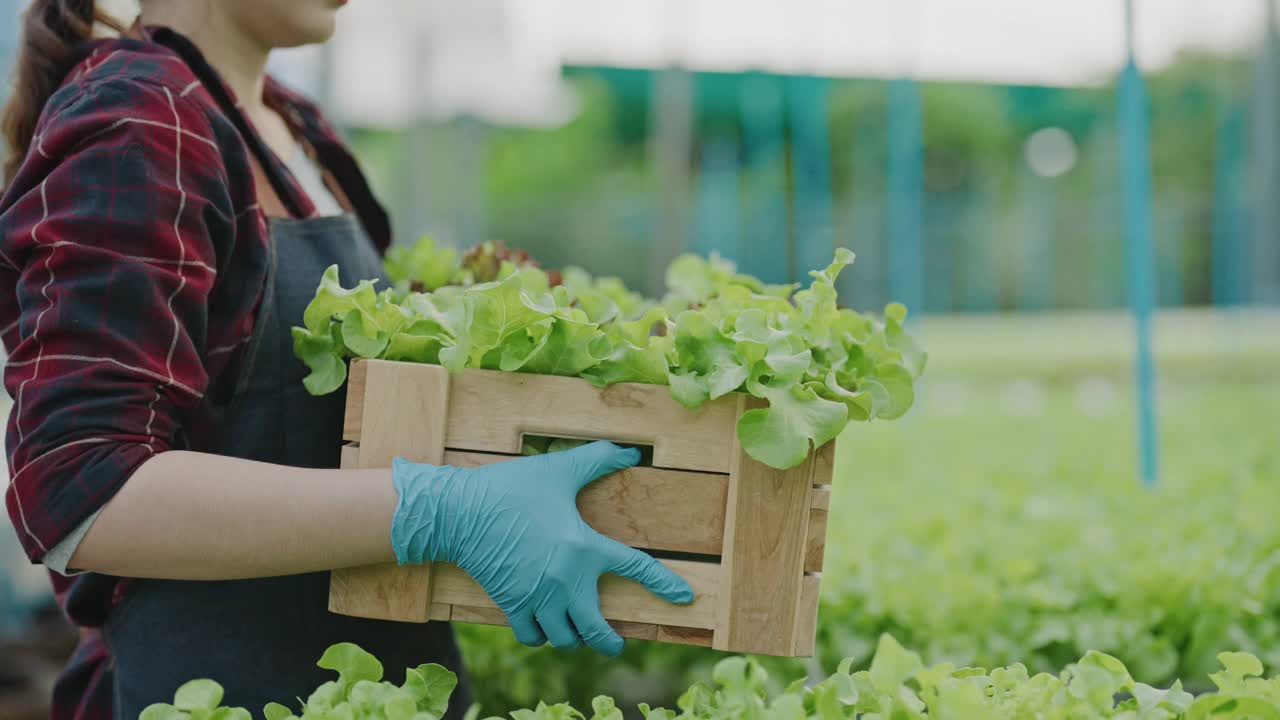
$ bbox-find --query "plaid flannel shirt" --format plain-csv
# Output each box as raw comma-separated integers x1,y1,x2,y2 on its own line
0,27,390,720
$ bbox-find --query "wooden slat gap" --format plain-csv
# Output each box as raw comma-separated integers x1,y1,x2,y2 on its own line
445,442,733,477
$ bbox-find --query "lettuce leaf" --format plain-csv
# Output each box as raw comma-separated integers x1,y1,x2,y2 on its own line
294,249,925,470
145,639,1280,720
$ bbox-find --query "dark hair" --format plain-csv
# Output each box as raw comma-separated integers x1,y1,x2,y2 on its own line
2,1,124,185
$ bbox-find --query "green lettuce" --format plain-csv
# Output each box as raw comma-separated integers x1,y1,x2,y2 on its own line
152,639,1280,720
294,250,926,470
385,235,462,291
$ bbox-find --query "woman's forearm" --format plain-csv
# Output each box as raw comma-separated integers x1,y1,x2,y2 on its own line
68,450,398,580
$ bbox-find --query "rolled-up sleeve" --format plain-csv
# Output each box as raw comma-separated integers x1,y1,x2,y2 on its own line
1,76,233,562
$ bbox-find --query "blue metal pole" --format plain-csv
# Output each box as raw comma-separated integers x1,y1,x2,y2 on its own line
693,137,741,261
887,78,925,315
1119,0,1160,487
740,73,790,283
788,75,835,276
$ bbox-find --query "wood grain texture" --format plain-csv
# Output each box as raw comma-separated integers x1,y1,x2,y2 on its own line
442,450,728,554
450,606,663,642
657,625,714,647
431,559,719,628
329,361,451,622
328,563,433,622
346,363,741,471
810,486,831,511
444,368,740,473
449,605,507,626
806,486,830,573
713,396,817,654
792,573,822,657
446,605,510,631
342,359,368,441
356,361,451,466
812,441,836,485
596,560,719,627
609,620,660,641
806,507,827,573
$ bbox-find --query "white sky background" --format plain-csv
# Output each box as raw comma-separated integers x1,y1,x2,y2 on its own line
508,0,1269,84
269,0,1274,126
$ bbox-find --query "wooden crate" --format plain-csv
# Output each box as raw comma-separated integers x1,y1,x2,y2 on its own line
329,359,833,656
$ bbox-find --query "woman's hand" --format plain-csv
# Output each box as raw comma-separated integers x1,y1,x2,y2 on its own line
390,441,695,656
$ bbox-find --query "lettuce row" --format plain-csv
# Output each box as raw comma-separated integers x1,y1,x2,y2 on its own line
144,637,1280,720
293,248,925,470
385,236,462,292
140,642,457,720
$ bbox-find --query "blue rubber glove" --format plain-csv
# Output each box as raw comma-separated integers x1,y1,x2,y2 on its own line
390,441,695,656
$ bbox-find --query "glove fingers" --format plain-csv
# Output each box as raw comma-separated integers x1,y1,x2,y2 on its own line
535,606,583,650
602,538,695,604
508,608,547,648
568,589,624,657
563,441,641,490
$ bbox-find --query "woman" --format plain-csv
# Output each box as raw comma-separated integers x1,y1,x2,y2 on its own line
0,2,694,718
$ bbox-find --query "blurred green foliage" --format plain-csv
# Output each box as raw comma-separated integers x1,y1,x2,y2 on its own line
350,50,1257,309
453,309,1280,713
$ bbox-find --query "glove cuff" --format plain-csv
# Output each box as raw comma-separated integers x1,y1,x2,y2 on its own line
389,457,449,565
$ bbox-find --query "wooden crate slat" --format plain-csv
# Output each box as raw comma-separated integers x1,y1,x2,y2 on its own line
805,486,831,573
792,573,822,657
329,563,433,622
609,620,660,641
451,605,664,643
810,485,831,510
450,609,710,647
329,362,451,622
342,445,729,558
597,559,719,627
346,361,741,471
342,359,368,442
444,368,740,473
713,395,823,655
813,442,836,487
441,450,728,555
356,361,451,466
424,564,492,607
806,507,828,574
431,560,719,629
334,359,837,656
657,625,714,647
448,605,506,626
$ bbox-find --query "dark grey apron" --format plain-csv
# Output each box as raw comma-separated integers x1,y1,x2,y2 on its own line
103,213,470,719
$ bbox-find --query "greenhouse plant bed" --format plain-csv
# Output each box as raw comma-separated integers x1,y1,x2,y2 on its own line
328,358,833,657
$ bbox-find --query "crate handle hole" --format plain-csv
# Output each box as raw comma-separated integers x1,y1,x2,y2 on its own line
519,434,655,467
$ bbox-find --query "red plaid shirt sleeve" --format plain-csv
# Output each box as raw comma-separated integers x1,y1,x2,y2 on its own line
0,74,235,561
